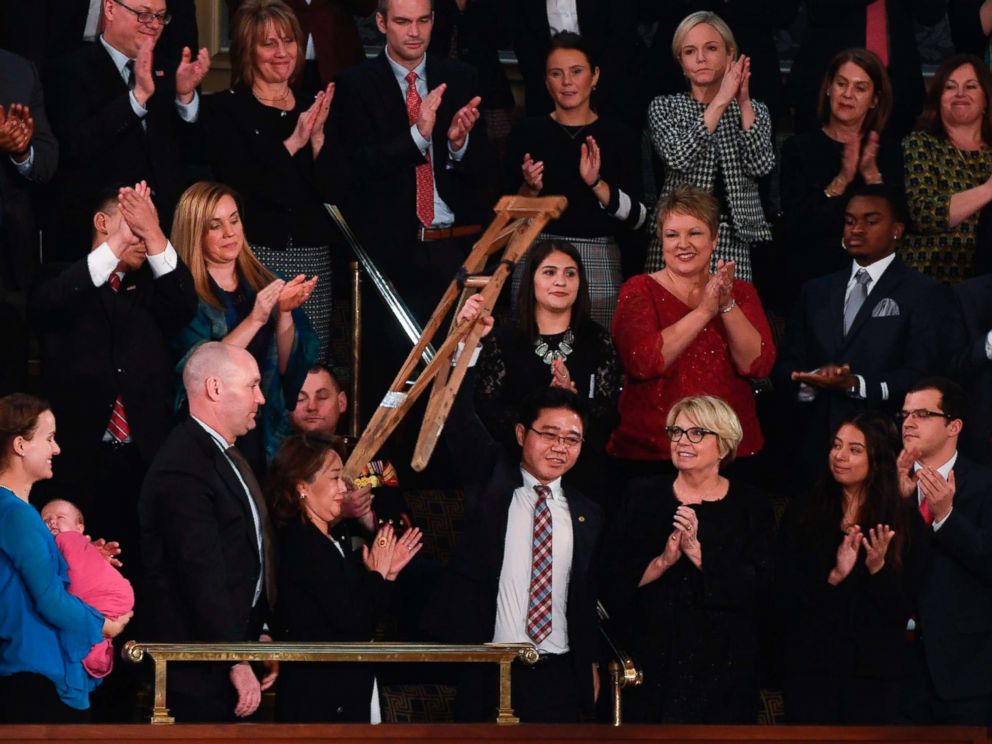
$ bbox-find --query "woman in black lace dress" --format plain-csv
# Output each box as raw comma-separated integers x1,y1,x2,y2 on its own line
474,239,621,499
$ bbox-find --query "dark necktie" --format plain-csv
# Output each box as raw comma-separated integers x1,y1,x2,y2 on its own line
526,484,553,643
225,445,277,609
843,268,871,335
125,59,136,92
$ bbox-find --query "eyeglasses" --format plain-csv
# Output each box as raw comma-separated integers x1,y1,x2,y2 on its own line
665,426,718,444
113,0,172,26
895,409,953,423
527,428,583,449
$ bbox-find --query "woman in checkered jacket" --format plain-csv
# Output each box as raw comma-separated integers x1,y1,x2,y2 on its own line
644,11,775,283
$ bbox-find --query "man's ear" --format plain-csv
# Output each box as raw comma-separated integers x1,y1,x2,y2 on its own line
515,423,526,448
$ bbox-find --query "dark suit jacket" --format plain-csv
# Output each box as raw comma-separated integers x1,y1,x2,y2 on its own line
44,41,200,260
0,49,57,291
28,254,197,481
950,275,992,465
774,256,949,474
508,0,648,130
331,51,493,278
274,518,392,722
918,454,992,701
422,368,603,717
138,417,271,720
787,0,947,137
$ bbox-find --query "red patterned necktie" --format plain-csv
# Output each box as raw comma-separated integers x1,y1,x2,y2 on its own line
919,493,934,527
865,0,889,67
405,70,435,228
526,484,553,643
105,274,131,443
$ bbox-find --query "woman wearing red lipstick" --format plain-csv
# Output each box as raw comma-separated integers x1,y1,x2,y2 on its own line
776,411,923,723
902,54,992,283
603,395,773,722
607,186,774,472
779,48,902,298
644,11,775,284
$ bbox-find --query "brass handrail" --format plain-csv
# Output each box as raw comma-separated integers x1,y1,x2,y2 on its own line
123,641,539,725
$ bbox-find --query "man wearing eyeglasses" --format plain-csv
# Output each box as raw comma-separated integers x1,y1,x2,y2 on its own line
422,296,603,723
43,0,210,262
896,377,992,726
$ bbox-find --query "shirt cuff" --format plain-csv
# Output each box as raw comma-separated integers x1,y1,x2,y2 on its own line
985,330,992,360
176,90,199,122
87,242,121,286
932,507,952,531
410,123,430,154
451,340,482,368
448,132,469,161
848,375,867,399
129,91,148,118
145,241,179,278
11,146,34,176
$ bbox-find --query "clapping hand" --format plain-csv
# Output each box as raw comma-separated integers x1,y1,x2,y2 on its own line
579,135,601,187
896,447,919,499
828,525,862,585
132,37,156,106
0,103,33,159
791,362,857,392
119,180,167,254
715,55,748,108
859,130,882,184
277,274,318,312
250,279,285,325
674,505,702,568
175,45,211,103
363,523,397,579
863,524,895,574
447,95,481,151
387,526,424,580
284,93,326,156
521,152,544,195
918,466,956,523
417,83,446,140
735,55,751,106
714,259,735,309
309,83,334,157
550,357,577,392
638,530,682,587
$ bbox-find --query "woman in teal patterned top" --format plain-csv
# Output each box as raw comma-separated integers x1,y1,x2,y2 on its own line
902,54,992,283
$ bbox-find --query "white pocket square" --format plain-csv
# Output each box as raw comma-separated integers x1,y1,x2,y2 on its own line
871,298,900,317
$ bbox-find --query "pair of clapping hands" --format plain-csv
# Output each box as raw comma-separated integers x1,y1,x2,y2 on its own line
828,523,895,584
108,180,167,258
249,275,319,325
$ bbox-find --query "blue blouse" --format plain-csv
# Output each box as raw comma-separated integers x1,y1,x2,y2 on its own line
0,487,105,709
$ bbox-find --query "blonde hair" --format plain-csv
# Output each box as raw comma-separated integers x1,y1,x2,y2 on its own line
671,11,737,64
170,181,276,310
230,0,305,87
667,395,743,466
656,184,721,237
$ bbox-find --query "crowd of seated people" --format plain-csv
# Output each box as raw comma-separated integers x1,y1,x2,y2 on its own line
1,0,992,730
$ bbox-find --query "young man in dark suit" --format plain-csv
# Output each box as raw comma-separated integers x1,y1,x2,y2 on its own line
774,184,950,488
331,0,492,413
43,0,210,260
422,297,603,722
897,377,992,725
139,342,277,722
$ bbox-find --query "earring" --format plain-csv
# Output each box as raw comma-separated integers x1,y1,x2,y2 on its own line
298,490,306,500
841,238,848,251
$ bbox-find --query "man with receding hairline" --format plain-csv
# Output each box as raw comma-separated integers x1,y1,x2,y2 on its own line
139,341,277,722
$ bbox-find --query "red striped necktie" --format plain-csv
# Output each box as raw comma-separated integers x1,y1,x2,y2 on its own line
105,274,131,443
526,484,553,643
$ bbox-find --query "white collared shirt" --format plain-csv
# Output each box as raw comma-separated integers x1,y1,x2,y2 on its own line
546,0,581,34
99,35,199,124
87,240,179,286
493,468,573,654
914,451,958,531
383,47,467,228
191,416,264,606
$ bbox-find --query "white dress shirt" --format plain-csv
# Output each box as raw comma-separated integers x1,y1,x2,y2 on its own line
493,468,573,654
87,240,179,286
99,35,199,124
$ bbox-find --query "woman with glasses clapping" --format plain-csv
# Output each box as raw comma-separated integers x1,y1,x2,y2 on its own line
602,395,774,722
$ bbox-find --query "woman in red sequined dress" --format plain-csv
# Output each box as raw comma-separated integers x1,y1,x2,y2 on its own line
607,185,775,469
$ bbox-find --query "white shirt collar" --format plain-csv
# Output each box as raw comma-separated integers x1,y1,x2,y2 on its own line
191,415,234,449
384,46,427,86
914,450,958,480
519,467,564,502
99,34,133,77
849,252,897,287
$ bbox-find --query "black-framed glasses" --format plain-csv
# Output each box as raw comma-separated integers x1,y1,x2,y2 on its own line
895,409,953,423
527,427,583,449
113,0,172,26
665,425,718,443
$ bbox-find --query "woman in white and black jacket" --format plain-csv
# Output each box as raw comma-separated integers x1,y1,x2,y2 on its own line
645,11,775,283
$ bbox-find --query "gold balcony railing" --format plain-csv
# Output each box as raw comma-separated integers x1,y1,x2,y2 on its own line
123,641,539,725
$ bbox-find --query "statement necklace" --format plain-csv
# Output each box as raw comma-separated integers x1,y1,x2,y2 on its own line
534,328,575,365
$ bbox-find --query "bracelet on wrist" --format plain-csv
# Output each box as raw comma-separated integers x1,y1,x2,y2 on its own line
719,298,736,314
589,176,601,189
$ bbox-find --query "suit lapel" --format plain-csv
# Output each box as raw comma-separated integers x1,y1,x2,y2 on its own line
826,269,848,353
841,256,905,348
565,486,593,582
373,52,410,131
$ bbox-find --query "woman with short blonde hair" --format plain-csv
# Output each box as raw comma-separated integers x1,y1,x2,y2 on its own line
666,395,743,466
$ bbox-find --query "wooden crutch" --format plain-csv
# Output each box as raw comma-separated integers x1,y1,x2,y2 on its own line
342,195,567,482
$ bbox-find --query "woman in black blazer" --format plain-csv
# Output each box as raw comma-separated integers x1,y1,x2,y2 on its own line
776,411,925,724
267,434,422,722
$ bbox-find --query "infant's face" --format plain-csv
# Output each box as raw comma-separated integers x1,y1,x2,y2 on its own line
41,501,85,536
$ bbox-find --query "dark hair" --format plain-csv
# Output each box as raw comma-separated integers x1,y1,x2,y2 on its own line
545,31,599,71
266,433,349,527
515,240,591,344
817,48,893,134
307,363,345,393
917,53,992,143
845,182,909,224
0,393,51,470
516,386,587,436
376,0,434,18
800,411,908,570
906,376,968,423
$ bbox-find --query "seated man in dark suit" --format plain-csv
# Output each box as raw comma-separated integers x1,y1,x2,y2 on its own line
896,377,992,725
949,273,992,465
774,184,950,489
139,342,277,722
423,296,603,723
29,181,197,583
43,0,210,259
